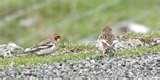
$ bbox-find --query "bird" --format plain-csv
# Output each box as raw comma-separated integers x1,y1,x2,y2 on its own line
96,26,115,57
25,33,61,56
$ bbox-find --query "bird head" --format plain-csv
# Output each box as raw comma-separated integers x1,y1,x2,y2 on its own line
100,26,113,39
48,33,61,42
102,26,112,33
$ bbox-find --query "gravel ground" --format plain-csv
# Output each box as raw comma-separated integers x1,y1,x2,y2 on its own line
0,53,160,80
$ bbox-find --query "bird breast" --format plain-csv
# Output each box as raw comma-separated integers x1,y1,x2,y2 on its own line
96,39,111,51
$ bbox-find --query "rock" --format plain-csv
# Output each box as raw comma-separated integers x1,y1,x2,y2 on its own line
112,38,144,51
0,42,24,57
113,21,150,34
151,38,160,46
0,54,160,79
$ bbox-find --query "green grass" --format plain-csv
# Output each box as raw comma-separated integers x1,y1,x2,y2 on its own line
0,43,99,68
0,42,159,68
0,0,160,46
115,45,160,57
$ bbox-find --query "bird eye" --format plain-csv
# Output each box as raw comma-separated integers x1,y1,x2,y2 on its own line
54,35,61,41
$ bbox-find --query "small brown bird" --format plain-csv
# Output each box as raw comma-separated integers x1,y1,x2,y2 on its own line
96,26,115,56
25,33,61,55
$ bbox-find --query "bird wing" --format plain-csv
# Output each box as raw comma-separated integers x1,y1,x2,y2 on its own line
29,41,54,52
101,39,111,49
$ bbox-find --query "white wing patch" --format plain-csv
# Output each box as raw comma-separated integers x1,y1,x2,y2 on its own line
36,45,57,55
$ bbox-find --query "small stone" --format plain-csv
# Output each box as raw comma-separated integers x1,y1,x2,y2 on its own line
0,42,24,57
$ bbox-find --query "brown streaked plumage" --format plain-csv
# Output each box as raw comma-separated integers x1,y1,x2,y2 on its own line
25,33,61,55
96,26,115,56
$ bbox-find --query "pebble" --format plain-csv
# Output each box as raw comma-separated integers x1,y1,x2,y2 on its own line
0,42,24,58
0,53,160,80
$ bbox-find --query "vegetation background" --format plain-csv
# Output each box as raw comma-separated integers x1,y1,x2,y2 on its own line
0,0,160,47
0,0,160,66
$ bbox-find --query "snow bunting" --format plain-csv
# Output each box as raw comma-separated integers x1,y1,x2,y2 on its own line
25,33,61,55
96,26,115,56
